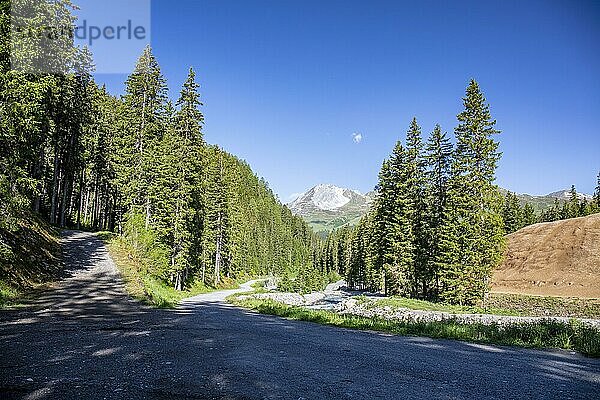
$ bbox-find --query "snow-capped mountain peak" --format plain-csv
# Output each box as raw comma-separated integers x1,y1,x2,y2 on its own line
310,184,351,210
547,190,593,202
288,184,374,232
289,184,371,214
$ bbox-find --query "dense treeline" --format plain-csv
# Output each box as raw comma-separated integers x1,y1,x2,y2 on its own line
536,183,600,224
318,78,600,305
322,164,600,305
502,183,600,234
319,81,506,305
0,1,323,292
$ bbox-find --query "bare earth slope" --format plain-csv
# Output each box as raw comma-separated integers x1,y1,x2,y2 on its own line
492,213,600,298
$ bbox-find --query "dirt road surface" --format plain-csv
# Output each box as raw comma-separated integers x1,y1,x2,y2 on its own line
1,231,599,399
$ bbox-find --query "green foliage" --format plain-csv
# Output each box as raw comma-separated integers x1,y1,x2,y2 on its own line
485,293,600,319
522,203,537,226
369,296,518,316
104,234,216,308
331,80,506,306
0,281,20,308
538,183,599,223
279,263,329,294
503,191,524,234
0,214,60,307
437,80,505,305
1,15,324,300
423,124,453,299
2,0,597,308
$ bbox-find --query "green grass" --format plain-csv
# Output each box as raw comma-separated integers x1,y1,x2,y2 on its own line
102,234,241,308
354,293,600,319
361,296,520,316
230,297,600,357
487,293,600,319
0,281,20,307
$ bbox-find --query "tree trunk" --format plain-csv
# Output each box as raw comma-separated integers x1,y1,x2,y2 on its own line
76,168,84,229
214,212,222,287
59,172,70,227
50,151,60,224
145,196,151,229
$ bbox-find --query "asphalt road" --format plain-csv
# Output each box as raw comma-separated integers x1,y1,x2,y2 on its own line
1,231,599,399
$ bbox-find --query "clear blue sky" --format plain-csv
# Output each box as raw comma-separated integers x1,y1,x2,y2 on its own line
94,0,600,201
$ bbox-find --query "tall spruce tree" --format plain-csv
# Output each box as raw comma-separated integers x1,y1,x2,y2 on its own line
371,160,396,294
404,118,428,297
423,124,453,298
502,192,522,234
202,147,231,286
522,203,536,227
371,142,414,295
118,45,168,228
568,185,579,218
437,80,504,305
154,68,205,290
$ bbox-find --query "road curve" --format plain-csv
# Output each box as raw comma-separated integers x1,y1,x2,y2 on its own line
180,279,261,305
1,231,599,399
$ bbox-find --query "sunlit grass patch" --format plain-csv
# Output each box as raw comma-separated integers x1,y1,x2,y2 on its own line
0,281,20,307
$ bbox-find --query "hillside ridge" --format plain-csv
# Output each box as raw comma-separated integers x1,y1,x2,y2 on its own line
290,183,593,234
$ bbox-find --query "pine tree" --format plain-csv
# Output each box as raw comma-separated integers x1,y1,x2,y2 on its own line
568,185,579,218
404,118,428,297
371,160,396,294
522,203,536,227
165,67,205,290
117,46,168,228
82,85,120,231
371,141,414,296
202,148,232,287
502,192,523,233
437,80,505,305
423,124,453,299
1,2,325,296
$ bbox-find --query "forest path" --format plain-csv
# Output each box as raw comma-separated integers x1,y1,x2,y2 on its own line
1,230,599,399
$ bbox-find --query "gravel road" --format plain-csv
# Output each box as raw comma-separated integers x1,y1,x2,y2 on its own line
1,230,599,399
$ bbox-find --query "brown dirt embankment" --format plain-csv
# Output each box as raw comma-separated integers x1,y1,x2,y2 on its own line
491,213,600,298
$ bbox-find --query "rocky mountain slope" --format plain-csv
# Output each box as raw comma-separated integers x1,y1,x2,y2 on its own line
288,184,373,234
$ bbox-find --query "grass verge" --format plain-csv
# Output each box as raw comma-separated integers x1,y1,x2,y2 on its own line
361,296,520,316
230,296,600,357
356,293,600,319
101,232,241,308
486,293,600,319
0,214,61,308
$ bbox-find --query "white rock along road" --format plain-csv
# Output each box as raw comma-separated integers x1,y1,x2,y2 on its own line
0,230,599,399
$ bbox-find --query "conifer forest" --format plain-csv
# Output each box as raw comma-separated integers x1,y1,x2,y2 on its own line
1,0,599,307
